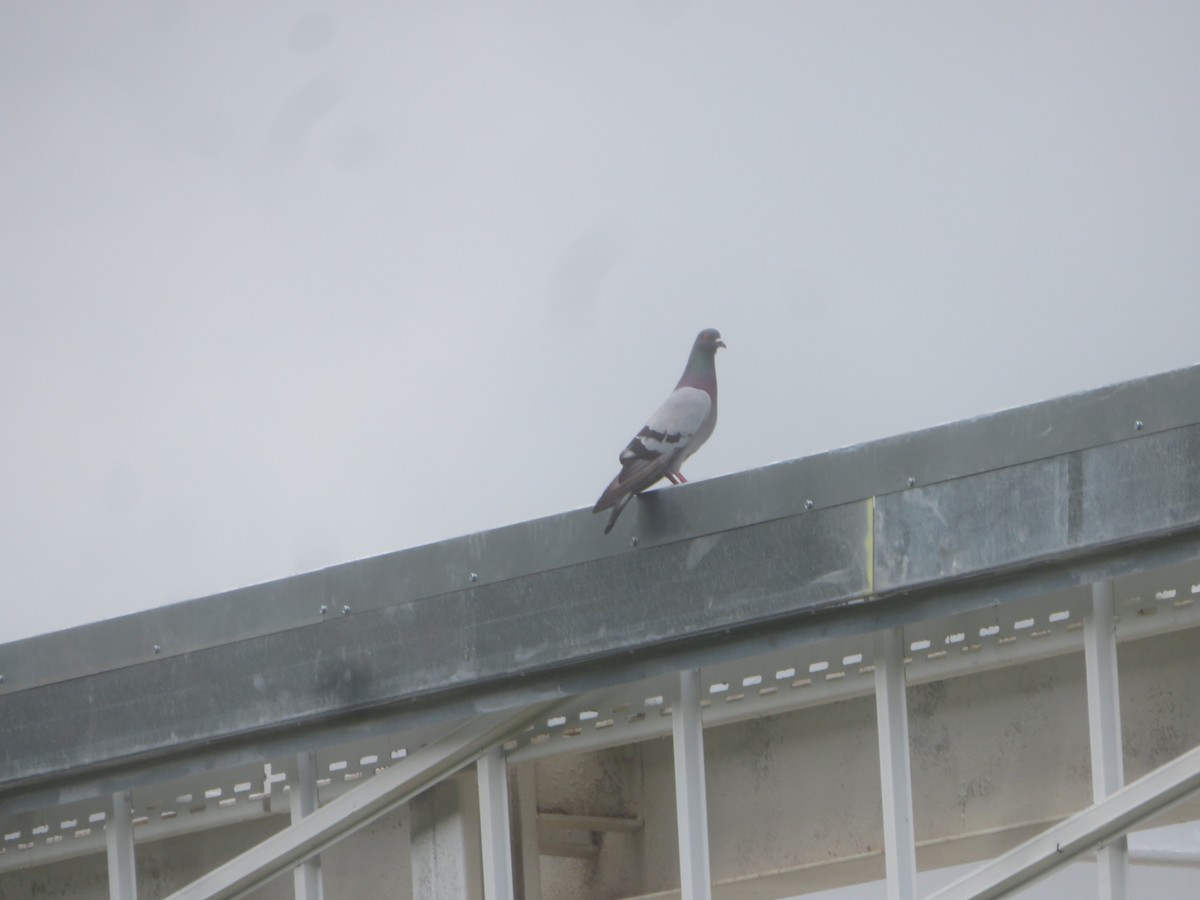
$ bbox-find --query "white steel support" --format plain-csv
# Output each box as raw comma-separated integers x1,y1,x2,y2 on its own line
1084,578,1129,898
672,668,713,900
927,741,1200,900
165,700,562,900
106,789,138,900
289,751,323,900
477,747,515,900
515,763,542,900
874,628,918,900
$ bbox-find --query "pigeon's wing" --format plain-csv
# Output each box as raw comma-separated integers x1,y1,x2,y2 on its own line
594,386,713,512
617,386,713,480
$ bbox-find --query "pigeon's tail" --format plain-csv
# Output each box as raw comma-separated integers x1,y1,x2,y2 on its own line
603,493,633,534
594,472,635,534
593,474,625,514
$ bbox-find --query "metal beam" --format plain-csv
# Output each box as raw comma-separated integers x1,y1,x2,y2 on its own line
514,763,542,900
1084,580,1128,898
11,374,1200,800
875,628,917,900
106,789,137,900
672,668,712,900
507,573,1200,766
164,701,560,900
13,364,1196,698
477,747,514,900
925,742,1200,900
289,751,322,900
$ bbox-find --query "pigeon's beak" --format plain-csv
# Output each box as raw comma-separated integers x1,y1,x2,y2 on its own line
716,339,727,349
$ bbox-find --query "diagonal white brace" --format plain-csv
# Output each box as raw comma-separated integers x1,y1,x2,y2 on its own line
164,700,562,900
925,741,1200,900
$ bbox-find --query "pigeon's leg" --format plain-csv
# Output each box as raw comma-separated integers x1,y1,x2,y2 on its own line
665,473,680,485
676,472,688,483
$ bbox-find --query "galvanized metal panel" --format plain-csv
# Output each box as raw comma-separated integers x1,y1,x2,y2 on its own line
5,365,1200,807
875,425,1200,592
0,501,871,790
0,573,327,698
4,364,1199,694
875,456,1072,589
6,561,1198,870
7,534,1200,819
1080,425,1200,545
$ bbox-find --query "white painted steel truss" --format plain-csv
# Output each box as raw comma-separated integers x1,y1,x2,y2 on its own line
477,746,515,900
673,669,714,900
875,628,918,899
162,701,560,900
14,578,1185,900
2,560,1199,898
927,742,1200,900
106,789,136,900
1084,580,1129,897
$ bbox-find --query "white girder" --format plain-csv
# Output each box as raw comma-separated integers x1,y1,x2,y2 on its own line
875,627,918,900
106,790,136,900
925,741,1200,900
477,746,515,900
289,751,322,900
163,701,561,900
672,669,713,900
1084,580,1129,898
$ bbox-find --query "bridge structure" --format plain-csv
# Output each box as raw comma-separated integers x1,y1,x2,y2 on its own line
2,365,1200,899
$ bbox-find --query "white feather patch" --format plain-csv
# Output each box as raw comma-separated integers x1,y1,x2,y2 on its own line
621,386,712,462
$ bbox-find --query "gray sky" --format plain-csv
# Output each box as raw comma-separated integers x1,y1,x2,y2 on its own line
2,2,1200,644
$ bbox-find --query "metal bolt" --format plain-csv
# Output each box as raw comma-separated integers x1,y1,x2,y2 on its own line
804,499,814,510
1135,420,1144,431
469,572,478,583
631,536,639,547
341,605,351,616
153,645,161,655
907,476,917,488
319,604,329,615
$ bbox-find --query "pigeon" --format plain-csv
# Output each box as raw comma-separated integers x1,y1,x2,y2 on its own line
594,328,726,534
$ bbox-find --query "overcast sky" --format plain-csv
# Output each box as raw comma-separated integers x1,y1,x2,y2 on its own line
2,2,1199,644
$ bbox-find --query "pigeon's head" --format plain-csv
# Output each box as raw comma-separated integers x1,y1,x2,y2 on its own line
694,328,726,353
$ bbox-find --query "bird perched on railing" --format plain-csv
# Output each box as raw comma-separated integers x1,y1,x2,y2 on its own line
594,328,726,534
